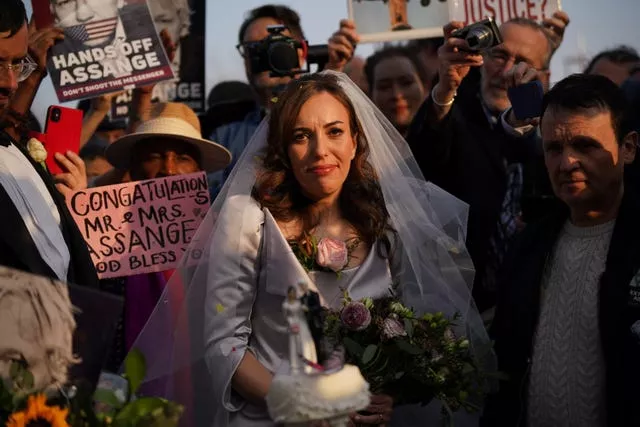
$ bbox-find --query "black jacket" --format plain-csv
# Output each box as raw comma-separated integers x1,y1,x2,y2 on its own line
0,131,98,288
406,70,555,312
482,193,640,426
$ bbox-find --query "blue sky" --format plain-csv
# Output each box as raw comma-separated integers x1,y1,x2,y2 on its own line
26,0,640,125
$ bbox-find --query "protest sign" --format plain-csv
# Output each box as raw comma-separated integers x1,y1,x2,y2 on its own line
109,0,207,120
37,0,175,103
348,0,449,43
448,0,562,26
67,172,210,279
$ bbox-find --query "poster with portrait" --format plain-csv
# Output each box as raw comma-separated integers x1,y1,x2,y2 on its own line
348,0,450,43
37,0,175,103
109,0,207,121
448,0,562,26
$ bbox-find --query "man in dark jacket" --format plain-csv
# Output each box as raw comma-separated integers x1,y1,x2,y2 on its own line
483,74,640,427
406,14,569,313
0,0,98,289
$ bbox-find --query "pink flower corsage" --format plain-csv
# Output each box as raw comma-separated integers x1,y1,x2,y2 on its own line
316,237,349,272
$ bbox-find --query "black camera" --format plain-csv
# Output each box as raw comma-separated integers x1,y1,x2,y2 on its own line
451,17,502,52
51,107,61,123
244,25,329,77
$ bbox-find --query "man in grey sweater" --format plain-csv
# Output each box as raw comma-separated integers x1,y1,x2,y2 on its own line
482,74,640,427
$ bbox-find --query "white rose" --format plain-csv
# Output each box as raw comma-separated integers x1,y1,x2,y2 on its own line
27,138,48,164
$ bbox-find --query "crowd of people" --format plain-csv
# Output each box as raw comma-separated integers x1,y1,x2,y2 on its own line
1,0,639,426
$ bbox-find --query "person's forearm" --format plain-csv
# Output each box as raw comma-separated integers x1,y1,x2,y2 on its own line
80,107,110,147
231,352,273,406
128,89,153,133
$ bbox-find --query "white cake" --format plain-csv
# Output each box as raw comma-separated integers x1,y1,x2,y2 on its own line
266,364,371,427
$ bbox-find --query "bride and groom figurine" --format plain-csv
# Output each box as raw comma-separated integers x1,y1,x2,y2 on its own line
284,282,345,375
268,282,370,426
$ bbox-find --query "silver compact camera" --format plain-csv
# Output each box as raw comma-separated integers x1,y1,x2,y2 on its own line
451,17,503,52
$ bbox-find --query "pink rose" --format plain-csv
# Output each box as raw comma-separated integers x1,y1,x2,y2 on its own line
381,317,407,340
316,237,348,272
340,302,371,331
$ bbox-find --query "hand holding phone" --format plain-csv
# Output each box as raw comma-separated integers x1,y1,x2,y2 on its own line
43,106,83,175
507,80,544,121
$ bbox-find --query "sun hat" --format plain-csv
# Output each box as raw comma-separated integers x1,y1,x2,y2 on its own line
105,102,232,173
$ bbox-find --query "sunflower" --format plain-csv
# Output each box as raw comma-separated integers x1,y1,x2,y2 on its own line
6,394,69,427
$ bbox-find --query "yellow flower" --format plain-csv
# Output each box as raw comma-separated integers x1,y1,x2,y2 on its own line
6,394,69,427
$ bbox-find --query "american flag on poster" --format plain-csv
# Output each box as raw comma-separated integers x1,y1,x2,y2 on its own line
37,0,175,103
65,18,119,43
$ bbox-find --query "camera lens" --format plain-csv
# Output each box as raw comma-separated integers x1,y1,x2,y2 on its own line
51,108,61,123
269,42,299,75
467,26,494,51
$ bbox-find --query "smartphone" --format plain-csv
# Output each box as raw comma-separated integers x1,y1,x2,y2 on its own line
507,80,544,121
31,0,54,30
43,106,83,175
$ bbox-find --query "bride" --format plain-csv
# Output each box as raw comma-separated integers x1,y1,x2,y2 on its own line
128,71,493,427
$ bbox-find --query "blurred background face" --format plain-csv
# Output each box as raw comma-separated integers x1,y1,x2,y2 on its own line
371,55,425,133
481,22,550,114
588,58,640,86
130,138,201,180
53,0,119,47
241,17,304,93
541,107,632,211
84,156,112,179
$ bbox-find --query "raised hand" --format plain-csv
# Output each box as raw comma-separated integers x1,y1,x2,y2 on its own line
542,10,570,53
27,18,64,76
432,21,484,111
326,20,360,72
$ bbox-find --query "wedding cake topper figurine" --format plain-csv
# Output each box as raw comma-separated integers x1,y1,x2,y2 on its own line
265,281,370,426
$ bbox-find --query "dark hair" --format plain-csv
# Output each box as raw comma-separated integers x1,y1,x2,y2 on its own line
584,46,640,75
253,73,392,252
407,37,445,53
364,45,428,92
541,74,632,142
238,4,305,44
0,0,27,38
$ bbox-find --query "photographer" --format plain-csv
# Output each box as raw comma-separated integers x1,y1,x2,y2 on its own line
207,4,359,198
406,13,569,314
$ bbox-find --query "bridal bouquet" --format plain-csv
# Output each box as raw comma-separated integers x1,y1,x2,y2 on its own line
323,291,485,415
1,350,182,427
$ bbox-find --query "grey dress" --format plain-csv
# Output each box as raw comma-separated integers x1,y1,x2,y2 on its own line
204,196,392,427
203,196,479,427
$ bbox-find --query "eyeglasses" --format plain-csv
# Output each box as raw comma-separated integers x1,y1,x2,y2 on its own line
0,56,38,83
236,42,260,57
485,48,549,72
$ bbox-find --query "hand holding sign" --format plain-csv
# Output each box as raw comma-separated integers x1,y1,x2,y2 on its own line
27,18,64,77
542,10,570,53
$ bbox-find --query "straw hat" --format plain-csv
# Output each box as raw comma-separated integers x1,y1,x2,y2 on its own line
106,102,232,173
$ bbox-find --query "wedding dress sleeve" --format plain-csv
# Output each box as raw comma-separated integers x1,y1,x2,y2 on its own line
203,194,265,412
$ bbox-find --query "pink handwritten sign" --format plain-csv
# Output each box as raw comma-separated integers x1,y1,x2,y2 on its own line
67,172,210,279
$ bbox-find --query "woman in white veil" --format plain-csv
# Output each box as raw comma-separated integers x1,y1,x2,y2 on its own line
128,71,494,426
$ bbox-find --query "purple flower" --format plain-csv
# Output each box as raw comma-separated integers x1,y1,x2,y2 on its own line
340,302,371,331
382,317,407,339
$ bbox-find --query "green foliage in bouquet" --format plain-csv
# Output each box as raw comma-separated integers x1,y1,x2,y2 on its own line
324,290,488,416
0,350,183,427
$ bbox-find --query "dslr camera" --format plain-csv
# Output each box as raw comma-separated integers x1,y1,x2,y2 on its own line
451,17,502,52
244,25,329,77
